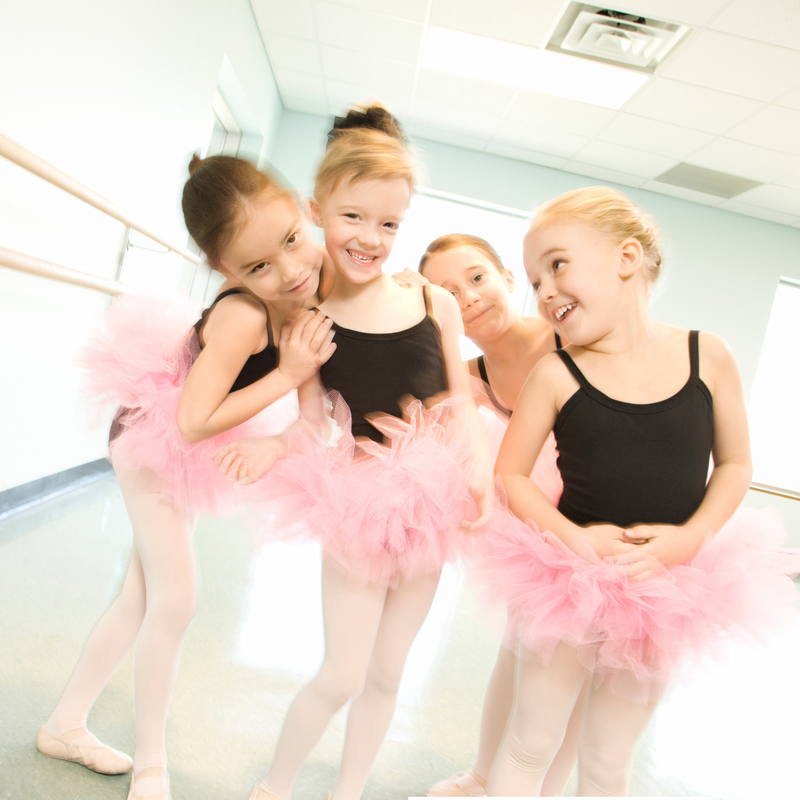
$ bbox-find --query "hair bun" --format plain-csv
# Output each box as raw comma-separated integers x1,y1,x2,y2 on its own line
188,153,205,177
327,105,406,146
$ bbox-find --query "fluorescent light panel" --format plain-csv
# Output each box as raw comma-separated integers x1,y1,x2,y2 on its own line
423,27,649,110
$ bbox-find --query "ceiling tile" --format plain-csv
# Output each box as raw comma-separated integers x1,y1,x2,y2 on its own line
264,33,322,75
324,80,412,120
251,0,317,39
717,198,800,227
274,68,327,103
571,140,679,179
430,0,565,49
410,100,499,139
777,86,800,111
776,170,800,191
314,1,422,62
407,123,490,153
604,0,730,26
485,142,568,171
320,46,416,95
415,70,516,118
659,30,800,102
640,180,724,206
493,119,590,159
687,139,800,183
325,0,428,22
597,114,715,160
709,0,800,51
726,106,800,158
562,162,647,190
282,95,330,116
733,184,800,216
504,91,617,137
622,78,764,135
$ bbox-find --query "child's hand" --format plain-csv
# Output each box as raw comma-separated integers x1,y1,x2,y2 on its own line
617,524,706,579
213,436,288,484
391,268,428,288
576,524,640,559
461,467,494,535
277,310,336,387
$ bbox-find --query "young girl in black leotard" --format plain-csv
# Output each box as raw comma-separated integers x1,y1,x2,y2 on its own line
478,186,797,797
37,156,336,800
243,107,492,800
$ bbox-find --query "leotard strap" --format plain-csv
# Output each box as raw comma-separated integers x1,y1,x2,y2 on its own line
197,288,275,349
477,354,489,383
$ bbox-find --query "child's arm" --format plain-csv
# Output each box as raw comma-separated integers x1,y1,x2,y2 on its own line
429,285,493,531
177,296,334,442
497,354,638,558
622,333,752,578
214,373,329,484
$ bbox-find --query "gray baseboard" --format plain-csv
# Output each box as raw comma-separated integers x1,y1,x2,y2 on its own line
0,459,114,522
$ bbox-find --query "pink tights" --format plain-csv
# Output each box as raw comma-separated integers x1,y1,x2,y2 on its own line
471,643,588,796
257,556,441,800
45,460,197,796
489,642,659,797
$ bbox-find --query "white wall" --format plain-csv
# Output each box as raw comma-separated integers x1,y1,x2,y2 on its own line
271,109,800,543
0,0,283,491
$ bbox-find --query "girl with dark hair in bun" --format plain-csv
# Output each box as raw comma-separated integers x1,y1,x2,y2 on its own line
242,107,493,800
37,155,338,800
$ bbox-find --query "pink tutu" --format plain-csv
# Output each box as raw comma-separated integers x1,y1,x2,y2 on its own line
79,295,298,516
256,392,476,586
472,378,563,506
471,501,799,702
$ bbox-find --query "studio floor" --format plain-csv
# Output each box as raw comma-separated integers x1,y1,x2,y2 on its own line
1,477,799,800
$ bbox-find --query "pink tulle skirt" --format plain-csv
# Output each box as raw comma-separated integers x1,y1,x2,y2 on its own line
471,502,799,702
256,392,475,586
79,295,298,516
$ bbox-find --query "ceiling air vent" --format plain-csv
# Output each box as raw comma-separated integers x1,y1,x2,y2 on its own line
548,4,692,72
655,163,762,199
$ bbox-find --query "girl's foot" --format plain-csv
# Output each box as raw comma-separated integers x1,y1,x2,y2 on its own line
426,769,488,797
247,784,284,800
128,766,171,799
36,724,133,774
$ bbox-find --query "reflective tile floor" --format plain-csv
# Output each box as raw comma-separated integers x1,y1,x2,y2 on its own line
1,477,799,799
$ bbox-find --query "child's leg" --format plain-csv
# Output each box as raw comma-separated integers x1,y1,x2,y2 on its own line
489,642,589,797
471,644,516,784
332,570,441,800
540,677,589,797
44,544,147,747
257,558,389,799
119,469,198,796
575,680,658,797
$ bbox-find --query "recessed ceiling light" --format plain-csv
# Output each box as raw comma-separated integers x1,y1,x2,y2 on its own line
422,26,650,109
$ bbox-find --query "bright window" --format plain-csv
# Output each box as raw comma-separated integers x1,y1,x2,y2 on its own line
748,279,800,494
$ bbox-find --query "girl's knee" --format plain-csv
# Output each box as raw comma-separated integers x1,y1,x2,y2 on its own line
504,728,560,775
315,664,366,706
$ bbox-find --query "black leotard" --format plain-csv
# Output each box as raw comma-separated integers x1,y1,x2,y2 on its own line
319,285,448,443
110,289,276,443
194,288,277,392
554,331,713,528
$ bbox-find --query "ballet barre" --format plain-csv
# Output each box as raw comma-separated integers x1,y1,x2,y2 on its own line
0,132,200,265
0,246,138,296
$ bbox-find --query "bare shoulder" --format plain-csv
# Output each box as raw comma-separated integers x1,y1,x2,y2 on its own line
526,349,574,400
428,283,462,327
204,291,267,346
697,330,740,395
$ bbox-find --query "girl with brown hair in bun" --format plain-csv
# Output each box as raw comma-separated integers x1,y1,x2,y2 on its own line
420,234,585,798
37,155,337,800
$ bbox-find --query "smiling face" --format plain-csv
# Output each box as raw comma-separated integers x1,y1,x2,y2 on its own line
216,194,323,306
421,245,516,341
524,217,631,345
310,175,411,285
